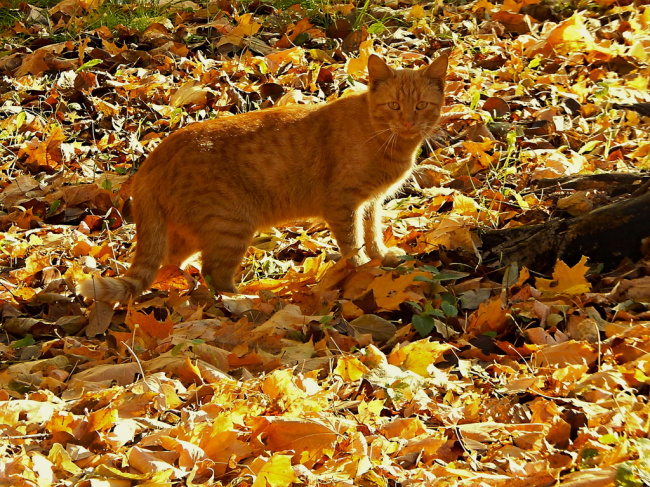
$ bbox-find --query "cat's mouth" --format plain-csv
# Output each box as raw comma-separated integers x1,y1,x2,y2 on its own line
396,128,422,139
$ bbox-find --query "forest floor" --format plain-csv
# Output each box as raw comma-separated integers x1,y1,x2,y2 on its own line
1,0,650,485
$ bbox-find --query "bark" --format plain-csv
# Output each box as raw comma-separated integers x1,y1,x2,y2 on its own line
481,175,650,272
534,173,650,197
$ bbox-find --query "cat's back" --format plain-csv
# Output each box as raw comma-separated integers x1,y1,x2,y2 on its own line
149,93,366,153
135,93,369,202
167,102,320,143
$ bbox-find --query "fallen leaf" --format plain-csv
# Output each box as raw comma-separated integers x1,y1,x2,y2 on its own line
536,256,591,296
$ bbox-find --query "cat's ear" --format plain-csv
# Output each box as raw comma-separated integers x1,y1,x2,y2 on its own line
368,55,394,82
422,54,448,81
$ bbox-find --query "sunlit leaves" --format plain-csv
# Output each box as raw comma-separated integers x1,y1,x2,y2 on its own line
1,0,650,485
536,256,592,296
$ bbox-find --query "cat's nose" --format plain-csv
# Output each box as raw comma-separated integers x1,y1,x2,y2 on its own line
403,121,414,129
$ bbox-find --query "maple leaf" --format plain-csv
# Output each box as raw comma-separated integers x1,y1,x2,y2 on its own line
536,256,592,296
366,270,435,311
126,309,174,340
217,13,261,48
18,125,65,171
334,355,370,381
388,339,455,377
251,454,299,487
3,2,650,486
466,296,509,335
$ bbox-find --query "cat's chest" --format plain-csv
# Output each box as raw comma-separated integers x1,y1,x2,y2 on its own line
363,158,414,200
371,152,415,182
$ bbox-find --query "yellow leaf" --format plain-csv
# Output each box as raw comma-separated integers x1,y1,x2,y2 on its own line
535,256,591,296
251,454,299,487
217,13,261,48
334,355,369,382
265,46,305,75
367,271,431,311
48,444,82,475
541,12,595,55
472,0,496,11
358,399,384,424
628,41,648,62
388,339,455,377
453,193,479,218
170,80,209,108
346,39,374,77
407,4,425,20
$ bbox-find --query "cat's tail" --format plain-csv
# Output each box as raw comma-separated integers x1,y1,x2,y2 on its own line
78,194,166,303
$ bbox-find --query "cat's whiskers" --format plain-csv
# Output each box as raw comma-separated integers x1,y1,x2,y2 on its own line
378,131,396,156
380,132,399,159
364,127,393,147
420,122,442,154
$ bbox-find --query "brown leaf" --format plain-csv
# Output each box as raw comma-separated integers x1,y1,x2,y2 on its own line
86,301,114,336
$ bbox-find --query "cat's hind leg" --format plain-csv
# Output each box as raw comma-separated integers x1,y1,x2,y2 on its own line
197,218,255,293
164,227,197,268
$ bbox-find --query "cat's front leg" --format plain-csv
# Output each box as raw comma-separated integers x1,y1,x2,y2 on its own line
326,206,368,265
363,200,406,267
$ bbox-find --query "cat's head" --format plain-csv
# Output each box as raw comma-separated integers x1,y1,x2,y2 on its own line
367,54,448,140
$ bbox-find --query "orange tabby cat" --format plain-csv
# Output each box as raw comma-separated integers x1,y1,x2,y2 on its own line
80,54,448,301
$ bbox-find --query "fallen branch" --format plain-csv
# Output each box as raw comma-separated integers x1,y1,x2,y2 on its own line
481,186,650,272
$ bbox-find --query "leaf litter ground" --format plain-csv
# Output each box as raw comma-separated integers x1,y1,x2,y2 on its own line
1,0,650,485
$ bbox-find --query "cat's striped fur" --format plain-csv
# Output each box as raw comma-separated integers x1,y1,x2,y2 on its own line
79,54,448,302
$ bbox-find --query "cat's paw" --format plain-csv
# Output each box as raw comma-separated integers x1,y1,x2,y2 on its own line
331,249,369,266
380,247,407,267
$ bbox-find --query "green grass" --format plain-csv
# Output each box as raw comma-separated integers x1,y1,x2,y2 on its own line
83,0,176,32
0,8,20,30
0,0,61,32
85,8,167,32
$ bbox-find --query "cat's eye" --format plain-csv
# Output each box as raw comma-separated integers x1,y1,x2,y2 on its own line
416,101,428,110
388,102,400,110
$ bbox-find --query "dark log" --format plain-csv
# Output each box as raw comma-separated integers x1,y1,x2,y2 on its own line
534,173,650,197
613,103,650,118
481,189,650,273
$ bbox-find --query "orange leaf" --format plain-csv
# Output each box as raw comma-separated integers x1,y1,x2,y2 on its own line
15,48,50,77
151,265,193,292
198,413,252,476
380,417,427,439
532,340,598,367
126,310,174,339
466,296,508,335
367,271,434,311
252,417,338,468
19,125,65,170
